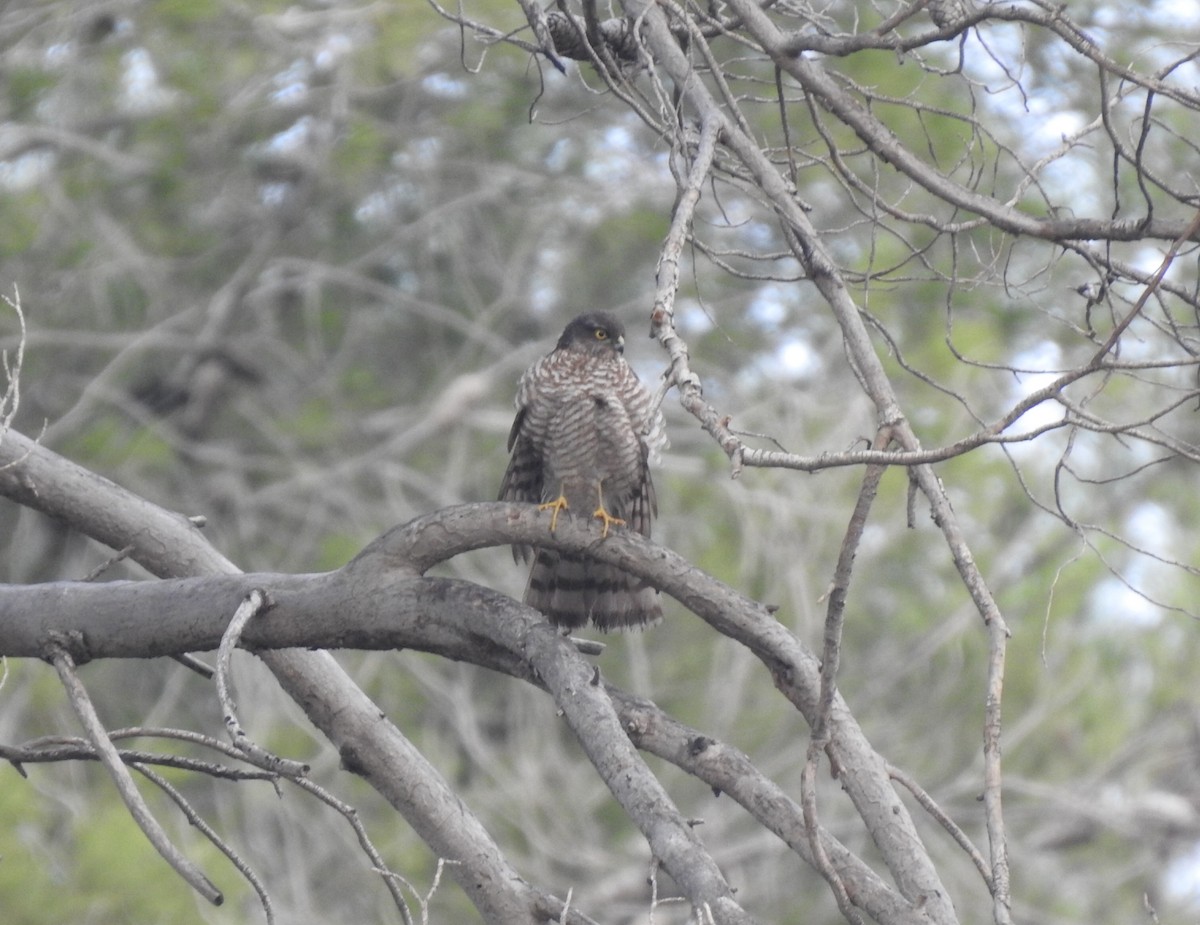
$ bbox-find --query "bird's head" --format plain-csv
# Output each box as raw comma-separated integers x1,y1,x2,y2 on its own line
556,312,626,356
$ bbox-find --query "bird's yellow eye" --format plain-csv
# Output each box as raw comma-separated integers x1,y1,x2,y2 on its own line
594,328,608,340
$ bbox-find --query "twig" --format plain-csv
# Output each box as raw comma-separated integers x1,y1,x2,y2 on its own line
378,857,460,925
82,545,135,581
9,720,411,924
0,285,26,440
799,757,863,924
48,640,224,906
611,687,923,924
649,116,748,473
135,763,274,923
815,425,892,740
980,616,1010,923
514,0,567,72
801,427,892,922
889,763,993,888
215,589,308,776
1,735,281,781
290,776,414,924
1086,208,1200,365
648,857,661,922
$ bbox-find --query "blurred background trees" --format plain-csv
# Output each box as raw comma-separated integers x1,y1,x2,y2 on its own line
2,0,1199,922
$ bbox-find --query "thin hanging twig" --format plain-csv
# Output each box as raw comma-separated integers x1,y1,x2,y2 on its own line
48,640,224,906
215,589,308,777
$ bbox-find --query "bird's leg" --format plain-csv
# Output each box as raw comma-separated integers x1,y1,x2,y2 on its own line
592,483,626,538
538,486,570,532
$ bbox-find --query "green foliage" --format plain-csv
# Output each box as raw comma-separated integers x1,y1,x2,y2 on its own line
58,416,167,474
336,117,388,178
317,531,366,570
0,191,43,257
367,9,437,80
73,803,203,921
154,0,222,26
0,779,69,925
0,777,199,925
103,275,151,327
5,67,56,116
62,417,128,467
282,397,336,448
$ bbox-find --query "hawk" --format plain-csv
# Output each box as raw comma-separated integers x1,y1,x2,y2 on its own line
499,312,667,630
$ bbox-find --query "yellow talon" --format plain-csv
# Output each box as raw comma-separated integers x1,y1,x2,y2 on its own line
538,495,570,532
592,505,626,538
592,484,625,538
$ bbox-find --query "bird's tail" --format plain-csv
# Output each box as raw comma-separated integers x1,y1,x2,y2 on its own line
524,549,662,630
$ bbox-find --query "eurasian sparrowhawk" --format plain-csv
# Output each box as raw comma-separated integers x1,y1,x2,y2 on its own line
499,312,666,629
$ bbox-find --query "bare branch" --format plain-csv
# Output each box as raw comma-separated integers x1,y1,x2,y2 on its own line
48,643,224,906
0,427,576,924
888,763,993,891
801,424,892,924
288,776,416,925
134,763,274,923
0,286,27,448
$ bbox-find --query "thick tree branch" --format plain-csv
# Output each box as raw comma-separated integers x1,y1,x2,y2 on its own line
612,688,932,925
1,494,936,924
0,428,586,925
4,548,752,918
1,424,961,924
